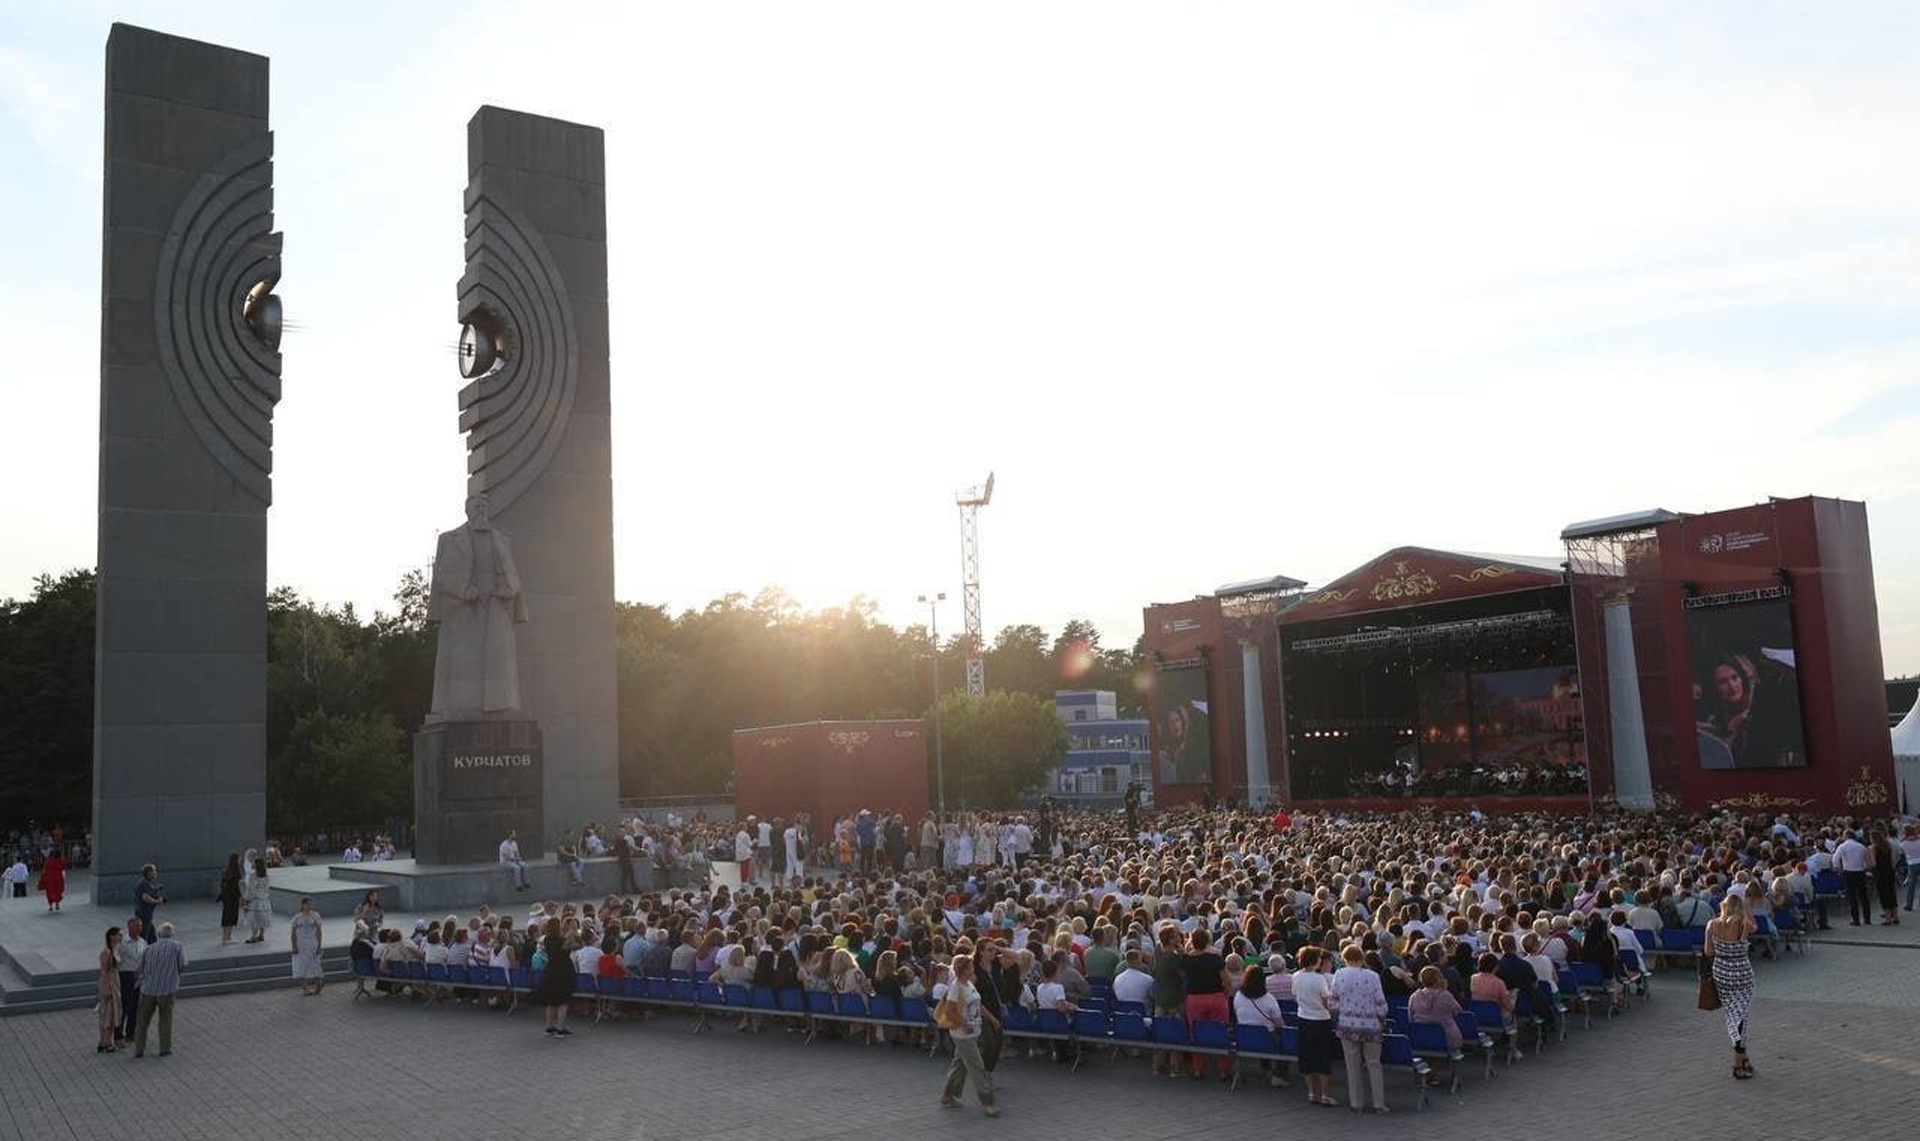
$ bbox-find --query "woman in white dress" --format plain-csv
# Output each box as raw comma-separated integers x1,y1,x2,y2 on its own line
954,816,975,868
244,855,274,943
289,896,325,995
974,817,996,868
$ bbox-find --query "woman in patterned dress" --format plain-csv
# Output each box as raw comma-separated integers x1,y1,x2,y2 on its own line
1707,894,1757,1079
244,856,274,943
97,928,124,1053
289,897,325,995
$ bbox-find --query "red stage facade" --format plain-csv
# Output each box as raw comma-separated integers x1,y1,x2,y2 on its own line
731,719,929,827
1143,496,1896,817
1572,497,1894,816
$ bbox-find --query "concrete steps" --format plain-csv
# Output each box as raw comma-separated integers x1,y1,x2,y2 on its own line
0,948,353,1017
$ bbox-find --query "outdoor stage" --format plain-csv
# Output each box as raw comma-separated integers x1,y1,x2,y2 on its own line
1142,496,1899,816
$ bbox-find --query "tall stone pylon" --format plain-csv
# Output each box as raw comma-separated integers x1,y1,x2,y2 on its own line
94,24,283,902
452,107,618,839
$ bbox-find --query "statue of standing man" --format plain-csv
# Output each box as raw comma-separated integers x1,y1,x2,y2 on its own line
427,493,528,719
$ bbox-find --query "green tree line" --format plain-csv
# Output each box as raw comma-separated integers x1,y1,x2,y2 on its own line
0,571,1144,834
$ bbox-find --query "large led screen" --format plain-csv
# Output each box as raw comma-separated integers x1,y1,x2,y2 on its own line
1469,666,1585,768
1688,598,1808,769
1155,666,1213,784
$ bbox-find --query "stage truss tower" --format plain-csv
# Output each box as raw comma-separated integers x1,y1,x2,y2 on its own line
956,472,994,696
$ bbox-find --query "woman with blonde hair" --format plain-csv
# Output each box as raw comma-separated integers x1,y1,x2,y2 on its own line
1706,892,1758,1078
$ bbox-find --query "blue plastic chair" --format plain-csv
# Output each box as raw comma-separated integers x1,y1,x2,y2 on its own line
1381,1033,1430,1110
1112,1010,1148,1045
1470,999,1518,1062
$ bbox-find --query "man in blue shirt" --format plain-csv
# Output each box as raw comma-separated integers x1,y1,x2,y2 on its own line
133,865,165,934
621,925,652,975
133,922,188,1058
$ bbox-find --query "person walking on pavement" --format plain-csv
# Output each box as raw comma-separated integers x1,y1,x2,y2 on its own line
132,922,188,1058
40,848,67,912
115,916,146,1046
937,953,1000,1117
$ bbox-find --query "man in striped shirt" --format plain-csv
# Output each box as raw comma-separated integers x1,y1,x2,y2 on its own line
132,922,188,1058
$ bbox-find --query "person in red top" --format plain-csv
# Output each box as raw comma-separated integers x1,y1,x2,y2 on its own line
1272,810,1293,833
40,849,67,912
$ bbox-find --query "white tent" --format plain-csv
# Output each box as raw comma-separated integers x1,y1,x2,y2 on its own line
1894,700,1920,813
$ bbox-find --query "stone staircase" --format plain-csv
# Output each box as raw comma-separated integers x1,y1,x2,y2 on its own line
0,943,354,1017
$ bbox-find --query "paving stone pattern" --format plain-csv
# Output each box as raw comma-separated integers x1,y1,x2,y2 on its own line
0,940,1912,1139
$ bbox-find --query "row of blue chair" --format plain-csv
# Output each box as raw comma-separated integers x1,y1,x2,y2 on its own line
352,958,1658,1109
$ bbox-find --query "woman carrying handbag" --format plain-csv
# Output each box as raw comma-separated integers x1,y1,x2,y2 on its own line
1703,894,1757,1079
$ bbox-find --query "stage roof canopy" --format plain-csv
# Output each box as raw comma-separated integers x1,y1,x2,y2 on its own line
1215,573,1308,597
1280,546,1565,626
1561,508,1682,540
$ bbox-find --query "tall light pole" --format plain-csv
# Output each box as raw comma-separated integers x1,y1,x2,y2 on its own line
918,592,947,814
956,473,993,696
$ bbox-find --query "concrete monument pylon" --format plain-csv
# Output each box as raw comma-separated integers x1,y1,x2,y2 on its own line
414,107,618,859
93,24,283,903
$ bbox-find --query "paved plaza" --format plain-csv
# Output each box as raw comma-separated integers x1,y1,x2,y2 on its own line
0,937,1912,1140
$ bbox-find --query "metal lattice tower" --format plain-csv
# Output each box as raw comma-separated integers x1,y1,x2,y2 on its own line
956,472,994,696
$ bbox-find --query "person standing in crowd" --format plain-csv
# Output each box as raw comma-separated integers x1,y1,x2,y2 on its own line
1901,825,1920,912
132,922,188,1058
1292,946,1338,1106
1835,829,1871,926
783,819,804,883
733,824,753,884
937,953,998,1117
857,809,877,872
216,853,242,943
1181,927,1230,1079
115,917,146,1046
5,854,27,898
133,864,165,933
289,897,324,996
1149,923,1188,1077
1331,943,1390,1113
499,830,530,892
244,855,273,943
1869,828,1900,925
96,928,124,1054
536,921,576,1037
40,847,66,912
1707,894,1757,1079
919,813,940,872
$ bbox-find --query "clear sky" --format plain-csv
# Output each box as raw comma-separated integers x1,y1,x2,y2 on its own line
3,1,1917,675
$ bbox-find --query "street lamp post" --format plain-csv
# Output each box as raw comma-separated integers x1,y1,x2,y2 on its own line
918,592,947,815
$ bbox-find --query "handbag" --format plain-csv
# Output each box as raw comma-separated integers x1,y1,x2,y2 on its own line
1696,954,1720,1011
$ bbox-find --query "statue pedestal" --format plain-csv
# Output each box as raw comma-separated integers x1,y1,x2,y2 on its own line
413,719,543,865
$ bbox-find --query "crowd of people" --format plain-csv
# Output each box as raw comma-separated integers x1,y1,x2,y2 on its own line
330,799,1920,1113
